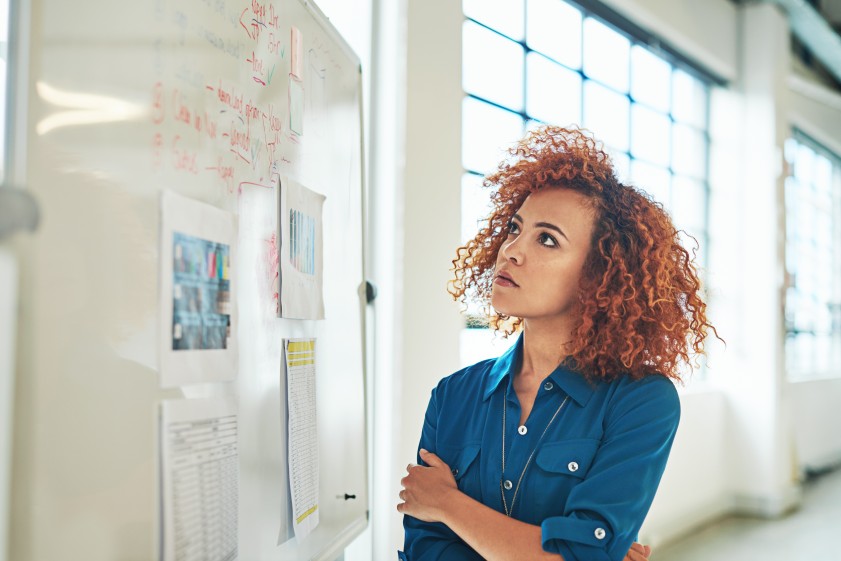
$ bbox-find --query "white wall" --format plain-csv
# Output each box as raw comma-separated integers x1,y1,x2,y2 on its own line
641,388,729,544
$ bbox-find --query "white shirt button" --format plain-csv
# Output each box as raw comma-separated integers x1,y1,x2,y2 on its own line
518,425,527,435
543,381,554,391
503,479,513,490
594,528,606,540
568,461,579,472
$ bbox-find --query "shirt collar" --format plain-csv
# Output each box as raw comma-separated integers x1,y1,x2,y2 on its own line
483,332,596,407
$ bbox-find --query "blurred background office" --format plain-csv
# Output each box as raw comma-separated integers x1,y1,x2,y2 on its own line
2,0,840,560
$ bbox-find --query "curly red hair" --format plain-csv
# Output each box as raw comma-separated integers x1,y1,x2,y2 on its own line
449,126,718,382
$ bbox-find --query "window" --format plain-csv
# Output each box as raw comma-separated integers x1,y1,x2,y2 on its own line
784,133,841,380
460,0,713,366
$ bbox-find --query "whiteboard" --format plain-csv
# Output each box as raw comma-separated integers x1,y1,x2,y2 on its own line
11,0,368,560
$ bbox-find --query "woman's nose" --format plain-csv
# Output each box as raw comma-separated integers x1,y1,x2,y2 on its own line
501,237,523,265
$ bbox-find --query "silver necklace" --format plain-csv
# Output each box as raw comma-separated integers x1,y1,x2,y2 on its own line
500,386,569,517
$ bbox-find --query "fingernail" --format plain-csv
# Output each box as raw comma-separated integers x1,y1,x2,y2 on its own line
419,448,428,455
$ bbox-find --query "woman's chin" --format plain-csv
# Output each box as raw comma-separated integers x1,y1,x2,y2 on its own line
490,298,516,318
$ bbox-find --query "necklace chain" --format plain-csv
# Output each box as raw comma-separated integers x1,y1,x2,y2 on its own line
500,387,569,517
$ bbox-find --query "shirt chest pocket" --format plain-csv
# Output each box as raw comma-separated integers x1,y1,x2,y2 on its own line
437,444,482,500
535,438,600,479
528,438,601,517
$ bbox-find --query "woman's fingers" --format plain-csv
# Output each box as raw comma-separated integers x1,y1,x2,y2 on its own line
624,542,651,561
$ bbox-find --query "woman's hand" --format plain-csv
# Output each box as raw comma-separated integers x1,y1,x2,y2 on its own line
624,542,652,561
397,449,458,523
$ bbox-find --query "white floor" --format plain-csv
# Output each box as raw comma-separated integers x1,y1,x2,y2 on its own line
652,468,841,561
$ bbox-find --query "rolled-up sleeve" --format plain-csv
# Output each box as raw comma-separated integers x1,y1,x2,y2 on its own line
401,387,484,561
540,376,681,561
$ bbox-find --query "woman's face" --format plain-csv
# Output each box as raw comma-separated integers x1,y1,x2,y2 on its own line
491,187,596,325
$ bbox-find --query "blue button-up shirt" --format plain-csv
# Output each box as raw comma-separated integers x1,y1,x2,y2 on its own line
401,334,680,561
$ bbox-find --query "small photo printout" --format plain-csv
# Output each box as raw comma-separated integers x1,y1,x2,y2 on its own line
160,190,237,387
277,178,325,319
172,232,231,351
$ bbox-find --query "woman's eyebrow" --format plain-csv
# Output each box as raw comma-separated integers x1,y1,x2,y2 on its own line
535,221,569,242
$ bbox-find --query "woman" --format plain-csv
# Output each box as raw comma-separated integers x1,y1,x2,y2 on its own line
397,127,717,561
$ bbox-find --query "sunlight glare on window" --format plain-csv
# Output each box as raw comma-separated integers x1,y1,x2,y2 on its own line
631,104,670,167
583,17,630,93
462,97,525,175
463,21,525,111
526,52,582,126
631,45,670,112
583,80,629,151
461,173,491,244
526,0,582,69
784,134,841,380
671,175,707,234
672,70,707,128
672,123,706,178
630,159,670,208
463,0,525,41
609,149,631,183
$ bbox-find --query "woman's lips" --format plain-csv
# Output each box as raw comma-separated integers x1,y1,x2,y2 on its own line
494,271,519,287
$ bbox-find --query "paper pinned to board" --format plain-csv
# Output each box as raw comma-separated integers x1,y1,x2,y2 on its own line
290,26,304,80
160,397,238,561
277,178,325,319
159,190,237,387
284,338,319,541
289,78,304,136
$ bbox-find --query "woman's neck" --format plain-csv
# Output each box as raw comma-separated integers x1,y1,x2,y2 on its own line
518,318,574,381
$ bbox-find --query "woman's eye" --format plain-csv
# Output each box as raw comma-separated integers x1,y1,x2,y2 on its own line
507,222,520,235
538,232,557,247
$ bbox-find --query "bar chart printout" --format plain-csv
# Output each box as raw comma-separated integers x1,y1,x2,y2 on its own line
161,397,238,561
285,338,319,540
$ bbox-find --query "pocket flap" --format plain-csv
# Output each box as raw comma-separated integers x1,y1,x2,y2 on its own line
436,444,480,481
535,438,600,479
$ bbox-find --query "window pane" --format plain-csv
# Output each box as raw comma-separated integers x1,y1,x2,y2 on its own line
526,52,582,126
609,149,631,184
630,159,670,207
672,175,707,233
463,0,524,41
631,45,670,112
784,135,841,381
526,0,582,69
794,143,815,186
462,173,492,243
583,80,629,152
463,21,525,110
583,17,630,93
815,153,833,194
672,123,707,178
672,69,707,128
462,97,525,174
631,104,670,167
